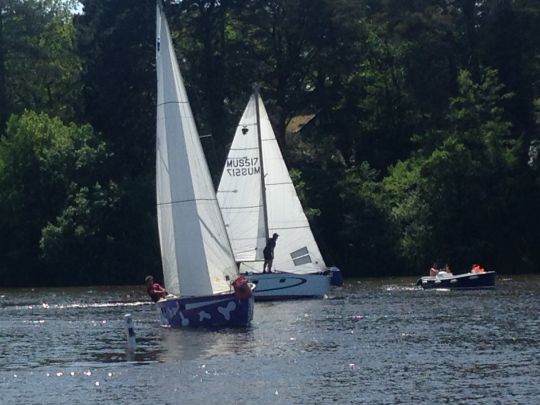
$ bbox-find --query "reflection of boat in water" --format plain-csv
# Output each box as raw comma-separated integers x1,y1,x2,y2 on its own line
154,3,253,327
158,327,254,362
416,271,496,290
217,89,341,300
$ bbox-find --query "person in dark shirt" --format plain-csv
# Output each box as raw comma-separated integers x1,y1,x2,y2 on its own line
263,233,279,273
145,275,168,302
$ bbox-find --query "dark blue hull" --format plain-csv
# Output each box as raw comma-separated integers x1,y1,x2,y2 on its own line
417,271,496,290
156,292,254,327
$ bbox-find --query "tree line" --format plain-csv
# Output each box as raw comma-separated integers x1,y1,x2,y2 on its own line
0,0,538,287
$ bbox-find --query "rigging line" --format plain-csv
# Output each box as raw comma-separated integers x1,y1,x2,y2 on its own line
157,198,217,206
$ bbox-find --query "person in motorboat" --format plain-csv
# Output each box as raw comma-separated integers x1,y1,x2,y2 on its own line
443,263,453,275
145,275,168,302
471,264,486,273
429,263,439,277
435,263,453,279
263,233,279,273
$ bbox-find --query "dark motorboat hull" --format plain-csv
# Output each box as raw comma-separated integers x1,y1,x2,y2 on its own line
417,271,496,290
156,292,254,327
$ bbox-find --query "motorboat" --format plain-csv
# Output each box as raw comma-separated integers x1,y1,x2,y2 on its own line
416,270,496,290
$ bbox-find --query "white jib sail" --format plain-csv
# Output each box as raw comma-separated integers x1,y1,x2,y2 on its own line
217,93,327,274
156,4,238,297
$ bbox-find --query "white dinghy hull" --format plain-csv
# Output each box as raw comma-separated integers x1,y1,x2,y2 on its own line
245,272,330,300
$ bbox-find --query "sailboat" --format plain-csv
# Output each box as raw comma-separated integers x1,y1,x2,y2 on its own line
154,2,254,327
217,88,341,300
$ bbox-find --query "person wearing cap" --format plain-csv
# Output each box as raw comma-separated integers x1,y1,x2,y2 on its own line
145,275,168,302
263,233,279,273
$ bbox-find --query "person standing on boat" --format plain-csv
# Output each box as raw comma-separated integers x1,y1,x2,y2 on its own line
263,233,279,273
145,275,168,302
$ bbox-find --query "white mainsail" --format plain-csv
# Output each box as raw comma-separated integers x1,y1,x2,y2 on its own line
215,95,267,263
156,3,238,297
217,92,327,274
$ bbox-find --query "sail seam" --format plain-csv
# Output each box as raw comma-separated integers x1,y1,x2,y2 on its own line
157,198,217,206
157,101,190,107
221,204,263,210
266,182,294,186
229,147,259,151
270,225,311,230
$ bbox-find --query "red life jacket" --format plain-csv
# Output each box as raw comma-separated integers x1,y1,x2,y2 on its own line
232,276,252,300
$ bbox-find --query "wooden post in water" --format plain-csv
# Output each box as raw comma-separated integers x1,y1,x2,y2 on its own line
124,314,136,351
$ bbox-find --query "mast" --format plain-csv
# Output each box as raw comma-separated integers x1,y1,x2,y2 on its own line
253,85,270,239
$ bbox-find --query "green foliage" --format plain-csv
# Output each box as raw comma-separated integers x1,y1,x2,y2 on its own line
336,162,402,275
0,0,81,125
39,182,120,285
351,29,417,170
0,111,114,285
73,0,160,284
383,157,431,265
75,0,155,177
384,68,523,272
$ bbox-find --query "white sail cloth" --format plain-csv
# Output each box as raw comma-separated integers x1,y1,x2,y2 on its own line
217,94,327,274
155,4,238,297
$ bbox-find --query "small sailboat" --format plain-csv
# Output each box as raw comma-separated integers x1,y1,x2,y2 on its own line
154,2,253,327
217,88,341,300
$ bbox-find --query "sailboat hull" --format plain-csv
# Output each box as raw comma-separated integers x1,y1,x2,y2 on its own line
157,292,254,328
245,272,330,301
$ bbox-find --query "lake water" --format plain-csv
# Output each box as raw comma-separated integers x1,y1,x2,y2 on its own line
1,276,539,404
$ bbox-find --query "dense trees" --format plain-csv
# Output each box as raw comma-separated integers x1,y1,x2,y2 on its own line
0,0,538,286
0,0,81,128
0,112,112,285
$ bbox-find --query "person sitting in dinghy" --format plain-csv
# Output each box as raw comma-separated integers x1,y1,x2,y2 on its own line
145,275,168,302
429,263,439,277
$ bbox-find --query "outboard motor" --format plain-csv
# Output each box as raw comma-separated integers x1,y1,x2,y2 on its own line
329,266,344,286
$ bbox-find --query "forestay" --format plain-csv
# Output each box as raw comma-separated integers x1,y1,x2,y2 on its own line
155,4,238,297
217,93,327,274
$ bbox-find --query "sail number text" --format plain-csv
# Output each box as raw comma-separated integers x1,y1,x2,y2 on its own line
226,157,261,177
